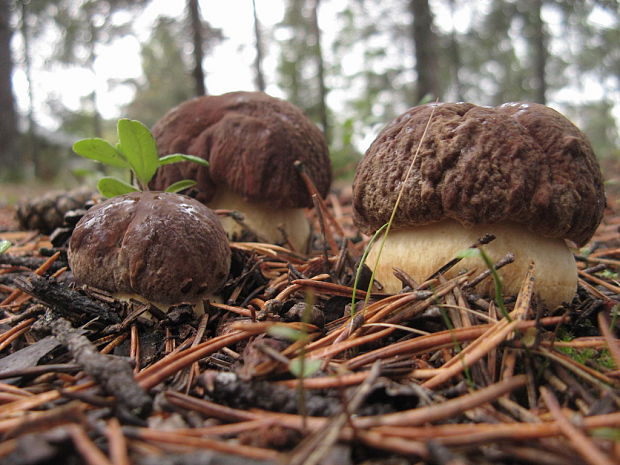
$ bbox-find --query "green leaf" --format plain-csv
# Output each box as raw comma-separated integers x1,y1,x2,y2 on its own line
0,240,11,254
289,358,321,378
117,119,159,186
159,154,209,167
165,180,197,193
268,325,303,341
456,248,481,259
97,177,139,198
73,138,129,168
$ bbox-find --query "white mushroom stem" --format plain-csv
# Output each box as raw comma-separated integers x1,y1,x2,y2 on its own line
208,186,311,253
366,220,577,308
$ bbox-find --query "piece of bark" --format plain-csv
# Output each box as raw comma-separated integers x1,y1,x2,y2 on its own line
13,274,121,324
44,315,151,417
0,336,60,384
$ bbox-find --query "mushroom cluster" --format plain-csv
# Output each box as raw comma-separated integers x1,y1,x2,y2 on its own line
353,102,605,308
149,91,332,253
68,191,231,312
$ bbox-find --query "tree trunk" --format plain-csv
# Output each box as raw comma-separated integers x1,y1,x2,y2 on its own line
0,0,20,180
252,0,265,92
410,0,441,103
531,0,547,104
448,0,464,101
87,20,102,138
188,0,206,96
309,0,329,142
20,0,39,177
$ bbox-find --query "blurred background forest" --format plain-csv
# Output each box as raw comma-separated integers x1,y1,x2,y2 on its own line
0,0,619,194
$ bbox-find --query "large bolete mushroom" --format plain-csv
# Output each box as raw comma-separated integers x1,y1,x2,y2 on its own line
68,191,231,312
149,91,332,253
353,102,605,308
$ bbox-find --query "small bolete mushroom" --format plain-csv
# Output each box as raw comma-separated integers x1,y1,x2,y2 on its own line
353,102,605,308
68,191,231,312
149,91,332,253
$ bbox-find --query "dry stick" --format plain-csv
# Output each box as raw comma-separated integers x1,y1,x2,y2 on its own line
277,371,372,389
295,160,348,242
356,375,526,428
421,264,535,389
372,412,620,445
274,273,331,301
286,362,382,465
540,386,616,465
306,327,394,361
428,233,496,281
165,391,258,423
354,431,428,458
47,316,151,416
0,381,94,418
346,316,567,370
0,318,35,350
246,375,527,435
136,330,254,390
0,251,60,306
290,278,370,298
185,313,210,392
578,269,620,294
170,419,277,438
312,193,339,258
209,301,253,317
537,347,617,389
130,324,139,375
106,418,130,465
126,427,279,461
597,310,620,370
68,424,115,465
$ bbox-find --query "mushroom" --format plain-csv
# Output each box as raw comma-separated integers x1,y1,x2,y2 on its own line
353,102,605,308
149,91,332,253
68,191,231,313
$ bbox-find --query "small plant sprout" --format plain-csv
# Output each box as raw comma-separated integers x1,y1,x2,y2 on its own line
0,240,11,254
72,118,208,198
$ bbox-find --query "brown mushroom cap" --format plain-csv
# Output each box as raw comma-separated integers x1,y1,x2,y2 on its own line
353,102,605,246
68,191,231,305
149,91,331,209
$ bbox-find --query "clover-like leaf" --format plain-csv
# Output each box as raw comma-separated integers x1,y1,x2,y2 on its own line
117,119,159,187
165,180,197,193
73,138,129,168
159,154,209,167
97,177,139,198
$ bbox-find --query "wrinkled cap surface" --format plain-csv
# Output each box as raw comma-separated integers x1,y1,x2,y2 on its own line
149,91,331,208
353,102,605,246
68,191,231,304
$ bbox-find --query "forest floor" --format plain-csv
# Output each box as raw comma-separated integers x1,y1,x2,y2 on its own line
0,183,618,465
